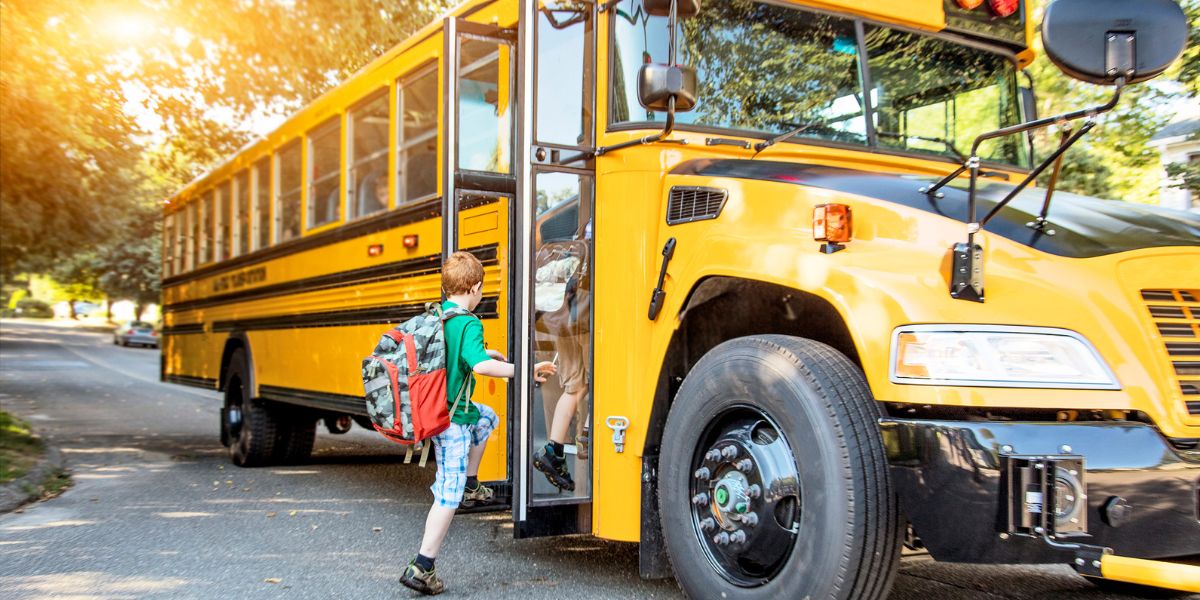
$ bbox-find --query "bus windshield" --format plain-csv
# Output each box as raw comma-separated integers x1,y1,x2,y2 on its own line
610,0,1029,167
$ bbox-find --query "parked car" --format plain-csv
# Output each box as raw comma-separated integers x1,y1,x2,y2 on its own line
113,321,159,348
14,299,53,319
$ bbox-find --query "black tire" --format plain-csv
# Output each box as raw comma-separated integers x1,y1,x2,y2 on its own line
275,412,316,465
225,349,284,467
1084,576,1193,598
659,335,900,600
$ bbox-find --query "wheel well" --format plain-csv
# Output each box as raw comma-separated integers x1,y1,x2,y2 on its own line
218,334,252,393
644,277,861,457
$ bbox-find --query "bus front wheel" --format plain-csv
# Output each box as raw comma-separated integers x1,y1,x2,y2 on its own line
658,335,900,600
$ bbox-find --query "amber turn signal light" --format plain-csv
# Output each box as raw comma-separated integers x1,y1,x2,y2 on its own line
814,203,852,243
403,234,419,249
368,244,384,257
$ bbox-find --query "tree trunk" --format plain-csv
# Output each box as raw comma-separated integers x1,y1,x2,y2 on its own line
69,298,78,320
135,302,145,322
105,296,113,323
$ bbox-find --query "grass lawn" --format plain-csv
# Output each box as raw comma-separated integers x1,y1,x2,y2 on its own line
0,410,44,484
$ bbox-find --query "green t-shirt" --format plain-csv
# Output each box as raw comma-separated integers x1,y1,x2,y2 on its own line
442,300,492,425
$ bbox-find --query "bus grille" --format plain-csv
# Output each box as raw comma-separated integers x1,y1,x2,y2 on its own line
667,186,728,225
1141,289,1200,416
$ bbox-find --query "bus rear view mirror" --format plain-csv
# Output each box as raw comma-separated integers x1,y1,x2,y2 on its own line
1041,0,1187,85
638,63,698,112
644,0,701,18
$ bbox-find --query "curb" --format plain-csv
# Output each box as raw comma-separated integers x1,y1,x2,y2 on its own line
0,445,67,513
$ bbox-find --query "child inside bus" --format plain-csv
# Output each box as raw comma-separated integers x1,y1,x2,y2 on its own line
400,250,556,596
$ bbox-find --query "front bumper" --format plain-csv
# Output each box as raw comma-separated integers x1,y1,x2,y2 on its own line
880,419,1200,570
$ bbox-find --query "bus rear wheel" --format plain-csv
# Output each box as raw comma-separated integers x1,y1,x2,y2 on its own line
224,349,308,467
659,335,900,600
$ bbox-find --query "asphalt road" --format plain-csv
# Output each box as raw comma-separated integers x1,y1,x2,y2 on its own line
0,319,1191,600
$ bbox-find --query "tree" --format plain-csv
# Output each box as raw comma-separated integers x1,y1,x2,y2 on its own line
2,0,450,282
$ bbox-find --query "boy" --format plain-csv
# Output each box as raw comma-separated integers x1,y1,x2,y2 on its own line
400,251,556,595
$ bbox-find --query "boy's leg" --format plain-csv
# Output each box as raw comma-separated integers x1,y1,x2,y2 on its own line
418,425,471,558
418,505,457,559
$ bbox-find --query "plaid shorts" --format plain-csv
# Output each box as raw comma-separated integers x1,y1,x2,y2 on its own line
430,402,498,509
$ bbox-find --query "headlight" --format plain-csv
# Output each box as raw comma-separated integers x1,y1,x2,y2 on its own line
890,325,1119,389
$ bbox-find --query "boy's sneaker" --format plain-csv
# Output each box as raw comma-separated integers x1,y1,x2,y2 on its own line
461,481,494,507
533,445,575,491
399,561,444,595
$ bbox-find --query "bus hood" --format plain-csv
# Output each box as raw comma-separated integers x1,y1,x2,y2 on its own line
671,159,1200,259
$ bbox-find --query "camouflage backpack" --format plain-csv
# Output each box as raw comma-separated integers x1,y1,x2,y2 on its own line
361,302,472,465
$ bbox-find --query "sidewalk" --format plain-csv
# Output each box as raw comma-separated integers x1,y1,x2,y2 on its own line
0,317,116,334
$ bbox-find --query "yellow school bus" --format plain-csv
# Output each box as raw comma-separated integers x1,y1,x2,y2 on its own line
161,0,1200,595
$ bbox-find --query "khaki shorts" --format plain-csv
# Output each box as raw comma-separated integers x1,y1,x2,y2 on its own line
556,332,590,394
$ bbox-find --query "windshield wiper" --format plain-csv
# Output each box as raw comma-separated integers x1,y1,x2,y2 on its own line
753,122,823,154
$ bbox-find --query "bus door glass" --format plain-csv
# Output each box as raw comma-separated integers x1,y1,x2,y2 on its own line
512,0,595,537
444,18,517,487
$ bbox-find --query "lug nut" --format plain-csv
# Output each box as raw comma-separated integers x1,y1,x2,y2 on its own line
692,493,709,506
730,530,747,544
705,449,721,462
694,467,710,480
734,459,753,472
734,501,750,514
713,532,730,546
721,445,739,459
741,513,758,527
699,517,715,532
748,484,762,499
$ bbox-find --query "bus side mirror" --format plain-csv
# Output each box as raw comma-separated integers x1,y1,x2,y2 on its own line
638,63,698,112
644,0,700,18
1041,0,1187,85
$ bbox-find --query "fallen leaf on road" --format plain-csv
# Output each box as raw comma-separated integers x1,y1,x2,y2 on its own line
212,481,220,486
373,527,382,533
264,578,282,584
311,525,319,530
288,510,297,517
266,512,277,518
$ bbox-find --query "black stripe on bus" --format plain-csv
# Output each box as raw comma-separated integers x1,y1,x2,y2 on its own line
163,243,499,312
210,295,499,332
164,374,218,390
260,385,367,415
164,194,505,289
162,324,206,335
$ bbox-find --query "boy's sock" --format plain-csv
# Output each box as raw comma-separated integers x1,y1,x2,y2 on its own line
414,553,435,571
466,475,479,490
548,441,564,459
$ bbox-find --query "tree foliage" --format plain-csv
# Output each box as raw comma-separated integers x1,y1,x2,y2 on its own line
1,0,448,296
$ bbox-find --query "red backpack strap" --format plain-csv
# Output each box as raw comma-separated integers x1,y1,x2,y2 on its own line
383,329,403,344
401,332,418,373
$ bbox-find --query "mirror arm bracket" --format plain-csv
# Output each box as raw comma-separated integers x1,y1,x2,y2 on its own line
945,79,1123,303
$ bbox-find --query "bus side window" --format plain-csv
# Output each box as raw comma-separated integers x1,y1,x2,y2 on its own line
219,180,232,261
201,190,214,265
234,170,250,256
349,90,389,219
307,118,342,229
253,157,271,249
277,141,302,242
186,201,197,271
399,66,438,204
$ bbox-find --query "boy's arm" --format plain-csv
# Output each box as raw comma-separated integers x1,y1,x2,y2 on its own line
461,316,556,380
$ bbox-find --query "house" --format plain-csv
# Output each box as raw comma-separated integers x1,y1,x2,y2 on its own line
1149,118,1200,212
